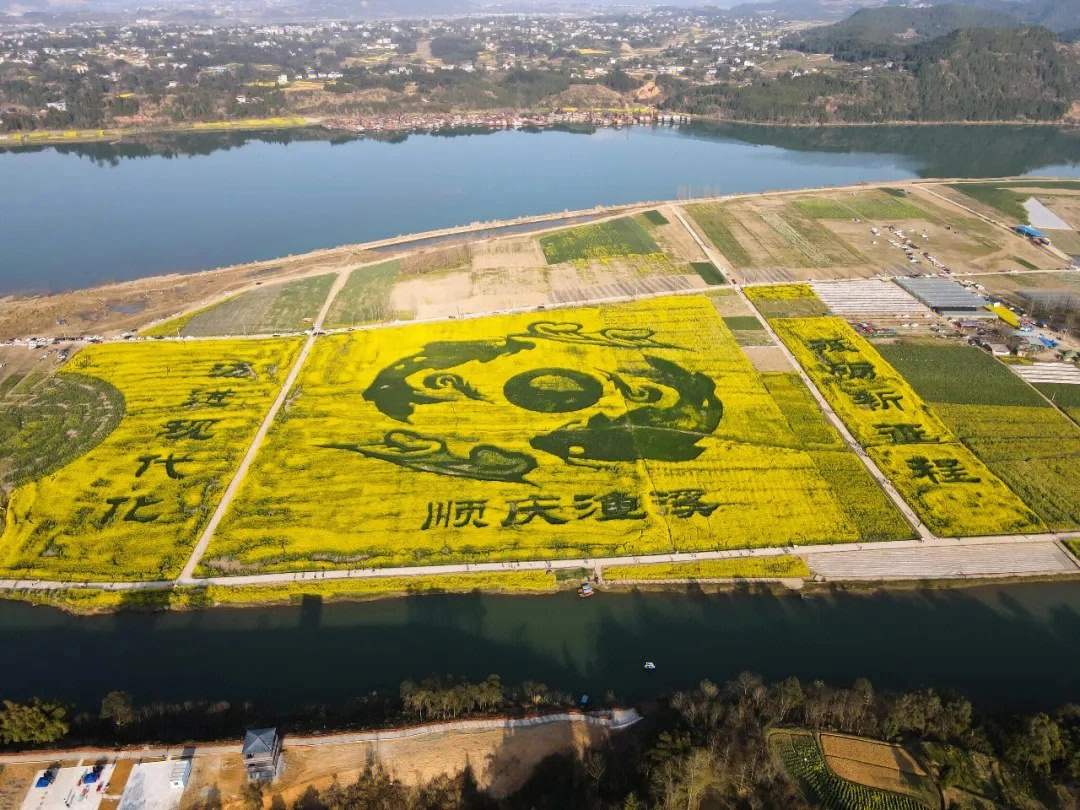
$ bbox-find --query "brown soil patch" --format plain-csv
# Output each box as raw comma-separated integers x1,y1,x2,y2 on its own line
634,81,661,102
104,760,135,795
551,84,627,110
820,733,927,775
265,719,610,806
0,764,39,810
741,345,792,372
470,238,546,271
180,755,245,810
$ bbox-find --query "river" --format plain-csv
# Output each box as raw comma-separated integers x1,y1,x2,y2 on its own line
3,122,1080,294
3,582,1080,713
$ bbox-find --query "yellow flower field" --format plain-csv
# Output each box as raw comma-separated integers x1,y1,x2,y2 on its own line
604,556,810,581
768,316,1042,536
0,338,302,580
204,296,877,574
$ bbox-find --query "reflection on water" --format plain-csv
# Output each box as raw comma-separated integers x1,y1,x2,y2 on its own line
3,124,1080,294
3,581,1080,713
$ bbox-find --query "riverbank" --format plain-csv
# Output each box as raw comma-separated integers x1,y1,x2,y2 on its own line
3,110,1079,152
0,115,311,149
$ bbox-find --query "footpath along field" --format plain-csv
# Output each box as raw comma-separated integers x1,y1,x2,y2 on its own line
750,285,1044,537
0,338,302,580
202,295,905,575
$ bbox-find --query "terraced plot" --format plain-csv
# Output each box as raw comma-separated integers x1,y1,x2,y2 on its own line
203,295,890,575
0,338,302,580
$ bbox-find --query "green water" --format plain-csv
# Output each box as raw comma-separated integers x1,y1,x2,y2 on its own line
2,581,1080,712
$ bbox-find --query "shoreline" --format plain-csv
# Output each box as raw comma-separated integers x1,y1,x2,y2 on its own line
2,113,1079,152
6,569,1080,617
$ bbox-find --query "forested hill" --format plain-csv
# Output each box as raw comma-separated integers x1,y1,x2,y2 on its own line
664,26,1080,123
789,4,1022,57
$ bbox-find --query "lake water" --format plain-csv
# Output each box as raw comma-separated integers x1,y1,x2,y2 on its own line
3,582,1080,713
3,123,1080,295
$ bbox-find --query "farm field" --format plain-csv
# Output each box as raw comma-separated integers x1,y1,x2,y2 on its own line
879,343,1080,531
1036,383,1080,425
771,730,936,810
323,260,403,327
0,338,303,580
539,217,660,263
202,295,893,575
147,273,336,337
796,189,930,221
755,288,1043,537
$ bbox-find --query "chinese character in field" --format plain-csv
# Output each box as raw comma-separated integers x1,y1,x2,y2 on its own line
101,494,163,525
852,390,904,411
502,495,567,527
844,361,876,380
134,453,191,480
906,456,937,483
208,361,254,379
874,423,929,444
933,458,981,484
159,419,218,441
421,500,491,530
573,492,646,521
652,489,719,518
454,500,489,528
422,501,452,530
807,338,853,355
182,388,234,408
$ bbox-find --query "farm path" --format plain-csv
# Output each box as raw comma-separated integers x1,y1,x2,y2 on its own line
0,709,641,766
3,533,1079,593
175,269,351,582
669,204,935,542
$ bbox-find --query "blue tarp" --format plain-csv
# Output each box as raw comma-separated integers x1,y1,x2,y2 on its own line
1016,225,1048,239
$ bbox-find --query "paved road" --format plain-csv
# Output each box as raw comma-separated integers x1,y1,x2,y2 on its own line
669,204,934,541
5,529,1079,594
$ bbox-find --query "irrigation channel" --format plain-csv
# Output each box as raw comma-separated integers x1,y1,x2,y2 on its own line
3,581,1080,713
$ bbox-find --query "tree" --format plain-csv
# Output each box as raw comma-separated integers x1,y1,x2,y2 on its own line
100,691,135,728
1006,713,1065,773
0,699,69,745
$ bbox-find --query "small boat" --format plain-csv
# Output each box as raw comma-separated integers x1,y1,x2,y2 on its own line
644,661,656,671
578,583,594,598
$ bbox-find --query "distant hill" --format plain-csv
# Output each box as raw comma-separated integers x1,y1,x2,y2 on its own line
927,0,1080,33
795,4,1020,44
667,25,1080,122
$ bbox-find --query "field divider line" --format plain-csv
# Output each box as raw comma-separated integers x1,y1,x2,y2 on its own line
671,204,934,542
174,272,349,583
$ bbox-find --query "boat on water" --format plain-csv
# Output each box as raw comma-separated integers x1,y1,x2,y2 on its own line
578,583,595,598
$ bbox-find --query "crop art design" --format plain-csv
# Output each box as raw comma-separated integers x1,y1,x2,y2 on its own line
206,297,864,574
325,321,723,485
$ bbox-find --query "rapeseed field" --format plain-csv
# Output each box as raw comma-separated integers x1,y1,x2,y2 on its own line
206,296,874,574
769,317,1042,536
0,338,302,580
